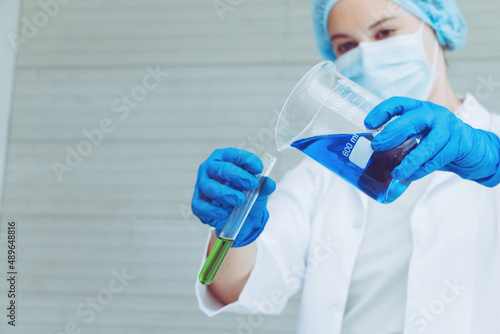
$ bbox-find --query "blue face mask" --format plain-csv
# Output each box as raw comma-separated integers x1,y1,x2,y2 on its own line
334,23,439,101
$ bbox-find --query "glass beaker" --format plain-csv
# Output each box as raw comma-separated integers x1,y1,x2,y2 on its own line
275,61,420,204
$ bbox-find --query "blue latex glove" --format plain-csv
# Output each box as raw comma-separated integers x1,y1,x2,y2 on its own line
191,148,276,247
364,97,500,187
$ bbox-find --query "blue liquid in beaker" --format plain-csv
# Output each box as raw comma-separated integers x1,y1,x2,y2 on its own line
291,133,419,203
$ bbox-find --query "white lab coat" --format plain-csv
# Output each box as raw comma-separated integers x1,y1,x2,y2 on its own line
195,93,500,334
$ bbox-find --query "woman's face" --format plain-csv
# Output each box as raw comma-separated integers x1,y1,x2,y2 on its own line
327,0,437,62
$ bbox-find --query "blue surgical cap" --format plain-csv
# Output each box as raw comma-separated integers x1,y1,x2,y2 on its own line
312,0,468,61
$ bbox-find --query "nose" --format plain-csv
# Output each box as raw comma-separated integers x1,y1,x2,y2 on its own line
357,32,373,44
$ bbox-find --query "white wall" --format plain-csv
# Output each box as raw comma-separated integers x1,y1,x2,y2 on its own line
0,1,21,211
0,1,21,332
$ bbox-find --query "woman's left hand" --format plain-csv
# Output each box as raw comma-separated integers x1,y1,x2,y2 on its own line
364,97,500,187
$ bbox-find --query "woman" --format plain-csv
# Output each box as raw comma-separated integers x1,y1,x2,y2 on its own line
192,0,500,333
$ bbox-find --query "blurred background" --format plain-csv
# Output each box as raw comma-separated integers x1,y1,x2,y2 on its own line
0,0,499,333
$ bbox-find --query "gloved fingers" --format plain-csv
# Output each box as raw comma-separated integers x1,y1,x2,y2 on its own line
248,178,276,217
403,161,439,182
371,110,433,152
194,177,274,223
199,178,246,206
391,129,451,180
214,147,264,175
405,148,454,181
258,177,277,198
407,141,461,181
248,196,269,219
364,97,424,129
232,209,269,248
191,191,230,221
205,160,260,191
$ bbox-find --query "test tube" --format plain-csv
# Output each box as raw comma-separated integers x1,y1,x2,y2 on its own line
199,152,278,285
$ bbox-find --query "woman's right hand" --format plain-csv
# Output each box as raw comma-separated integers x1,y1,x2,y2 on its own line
191,148,276,247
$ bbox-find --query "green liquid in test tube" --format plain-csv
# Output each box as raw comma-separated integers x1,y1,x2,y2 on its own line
199,152,278,285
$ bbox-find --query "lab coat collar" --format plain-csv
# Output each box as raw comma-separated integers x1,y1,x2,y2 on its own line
454,93,491,130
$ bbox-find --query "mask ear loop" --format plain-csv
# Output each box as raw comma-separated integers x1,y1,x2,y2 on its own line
418,21,425,33
419,21,439,70
430,36,440,71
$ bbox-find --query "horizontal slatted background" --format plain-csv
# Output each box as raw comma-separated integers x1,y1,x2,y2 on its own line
1,0,498,333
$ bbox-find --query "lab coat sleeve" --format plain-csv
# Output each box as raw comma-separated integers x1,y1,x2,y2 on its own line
195,158,328,316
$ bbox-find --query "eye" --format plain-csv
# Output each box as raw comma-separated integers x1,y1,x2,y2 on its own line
374,29,395,40
336,41,359,56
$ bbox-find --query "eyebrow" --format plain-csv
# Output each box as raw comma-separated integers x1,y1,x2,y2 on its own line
329,16,398,42
368,16,397,31
330,33,351,43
